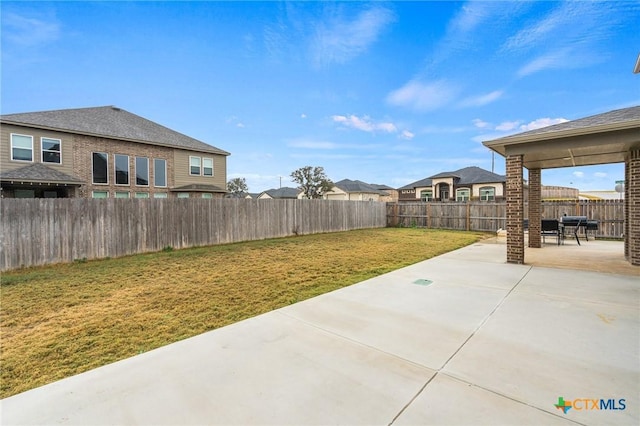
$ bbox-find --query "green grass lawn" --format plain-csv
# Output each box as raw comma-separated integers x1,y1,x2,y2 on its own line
0,228,488,398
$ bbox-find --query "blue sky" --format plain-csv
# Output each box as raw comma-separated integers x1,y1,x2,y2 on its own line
2,1,639,193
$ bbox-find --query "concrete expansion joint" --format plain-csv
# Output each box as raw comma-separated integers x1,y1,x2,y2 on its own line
389,266,535,425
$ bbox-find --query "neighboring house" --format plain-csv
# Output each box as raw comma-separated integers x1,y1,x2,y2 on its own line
579,190,624,200
399,166,506,202
325,179,391,201
0,106,230,199
257,187,303,199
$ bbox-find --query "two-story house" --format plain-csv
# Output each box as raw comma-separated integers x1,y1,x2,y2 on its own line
0,106,230,198
398,166,506,202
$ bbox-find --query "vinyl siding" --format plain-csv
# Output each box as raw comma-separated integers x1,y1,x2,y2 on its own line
173,149,227,189
1,124,75,177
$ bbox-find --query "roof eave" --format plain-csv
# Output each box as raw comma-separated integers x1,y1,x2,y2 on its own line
1,119,231,156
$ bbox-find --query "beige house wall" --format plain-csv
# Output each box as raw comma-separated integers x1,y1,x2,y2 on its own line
173,150,227,189
1,124,75,177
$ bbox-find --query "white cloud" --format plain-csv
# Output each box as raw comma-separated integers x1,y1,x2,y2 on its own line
573,171,584,178
459,90,504,108
496,121,521,131
386,79,459,112
594,172,607,178
300,113,307,119
288,139,337,149
400,130,415,140
472,119,491,129
332,114,397,133
517,49,571,77
2,11,60,47
519,117,568,131
312,5,395,66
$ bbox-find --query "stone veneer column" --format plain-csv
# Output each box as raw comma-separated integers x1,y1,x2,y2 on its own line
528,168,542,248
628,149,640,266
506,155,524,264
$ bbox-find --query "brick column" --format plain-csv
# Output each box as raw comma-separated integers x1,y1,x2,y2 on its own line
624,156,629,260
628,149,640,266
528,168,541,248
506,155,524,264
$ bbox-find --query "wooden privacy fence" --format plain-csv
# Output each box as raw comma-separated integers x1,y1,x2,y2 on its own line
0,198,387,271
387,200,624,238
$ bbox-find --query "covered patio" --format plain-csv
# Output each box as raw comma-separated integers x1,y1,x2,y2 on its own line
484,106,640,267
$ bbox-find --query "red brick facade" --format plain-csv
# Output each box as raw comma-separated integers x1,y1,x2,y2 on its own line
506,155,524,264
627,148,640,266
528,168,541,248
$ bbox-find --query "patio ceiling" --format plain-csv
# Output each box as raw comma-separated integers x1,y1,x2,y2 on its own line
483,106,640,170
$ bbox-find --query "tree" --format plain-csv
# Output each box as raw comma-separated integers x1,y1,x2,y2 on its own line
290,166,334,199
227,177,248,195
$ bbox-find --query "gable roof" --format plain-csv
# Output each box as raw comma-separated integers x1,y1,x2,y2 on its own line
429,166,505,185
333,179,389,195
400,166,504,190
0,163,84,185
0,106,230,156
260,187,301,199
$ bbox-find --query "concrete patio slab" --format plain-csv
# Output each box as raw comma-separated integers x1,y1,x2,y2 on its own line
394,373,574,425
2,239,638,425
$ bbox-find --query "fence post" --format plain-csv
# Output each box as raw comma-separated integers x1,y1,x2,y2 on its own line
427,203,432,229
466,202,471,231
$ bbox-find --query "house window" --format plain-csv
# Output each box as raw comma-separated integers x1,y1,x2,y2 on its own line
41,137,61,164
177,193,190,198
114,154,129,185
92,152,108,184
456,188,470,202
15,189,35,198
203,158,213,177
190,156,201,175
154,159,167,187
135,192,149,198
135,157,149,186
201,193,213,199
115,191,130,198
92,191,109,198
11,134,33,162
480,186,495,201
420,189,433,202
154,193,168,198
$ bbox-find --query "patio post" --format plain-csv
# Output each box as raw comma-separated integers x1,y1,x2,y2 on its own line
506,155,524,264
628,148,640,266
528,168,541,248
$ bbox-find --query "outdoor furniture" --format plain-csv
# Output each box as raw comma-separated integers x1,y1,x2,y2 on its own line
541,219,562,245
560,215,588,245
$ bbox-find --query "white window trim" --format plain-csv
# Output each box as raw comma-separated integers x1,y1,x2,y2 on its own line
41,137,62,164
456,188,470,202
135,192,150,198
153,193,168,198
420,189,433,202
114,154,130,186
115,191,130,198
92,152,109,185
154,158,167,187
10,133,34,162
135,157,149,187
203,157,214,177
479,186,496,201
189,156,201,176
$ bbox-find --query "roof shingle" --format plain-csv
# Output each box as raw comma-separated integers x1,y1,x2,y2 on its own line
1,106,230,155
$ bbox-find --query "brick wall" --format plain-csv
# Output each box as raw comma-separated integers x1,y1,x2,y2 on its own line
73,135,174,198
506,155,524,264
528,168,541,248
628,148,640,266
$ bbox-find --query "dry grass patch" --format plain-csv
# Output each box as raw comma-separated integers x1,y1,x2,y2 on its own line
1,228,487,397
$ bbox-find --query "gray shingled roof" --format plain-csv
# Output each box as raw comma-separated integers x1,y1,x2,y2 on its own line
399,177,432,190
491,105,640,141
171,183,226,193
333,179,389,195
401,166,504,190
1,106,230,155
0,163,85,184
429,166,505,184
261,187,301,199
